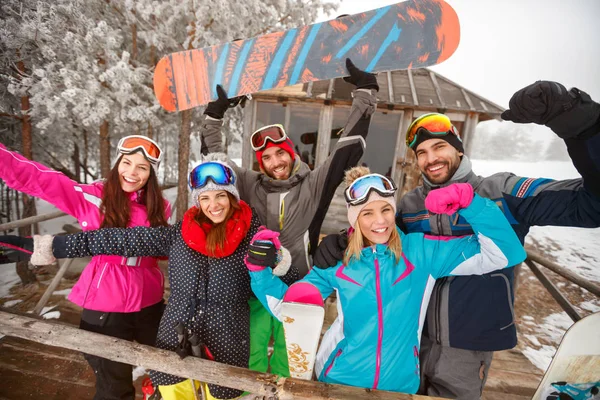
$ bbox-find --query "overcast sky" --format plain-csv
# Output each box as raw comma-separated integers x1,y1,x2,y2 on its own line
319,0,600,108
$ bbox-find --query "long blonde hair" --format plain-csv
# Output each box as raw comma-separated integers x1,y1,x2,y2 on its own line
342,166,402,265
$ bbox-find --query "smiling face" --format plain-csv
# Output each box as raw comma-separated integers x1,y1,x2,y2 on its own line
357,200,396,245
117,152,151,193
198,190,231,224
415,138,463,184
261,146,294,180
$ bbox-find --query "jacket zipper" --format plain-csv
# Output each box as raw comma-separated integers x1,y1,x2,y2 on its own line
324,349,342,377
373,249,384,390
96,263,108,289
435,214,444,345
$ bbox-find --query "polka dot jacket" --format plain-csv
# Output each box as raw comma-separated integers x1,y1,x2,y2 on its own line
59,207,300,399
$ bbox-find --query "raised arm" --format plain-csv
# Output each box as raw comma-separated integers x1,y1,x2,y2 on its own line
409,184,526,279
244,229,334,320
50,224,177,259
0,143,92,218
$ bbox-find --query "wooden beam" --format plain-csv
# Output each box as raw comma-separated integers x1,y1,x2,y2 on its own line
315,104,333,167
0,211,66,232
386,71,394,103
326,78,335,100
306,81,314,98
0,311,443,400
525,260,582,322
527,250,600,297
429,71,446,109
407,69,419,106
460,88,476,111
33,259,74,316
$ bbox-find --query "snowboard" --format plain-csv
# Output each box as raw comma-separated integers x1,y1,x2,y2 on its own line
532,312,600,400
280,282,325,380
154,0,460,112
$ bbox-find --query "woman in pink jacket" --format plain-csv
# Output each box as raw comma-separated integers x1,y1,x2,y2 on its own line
0,136,171,400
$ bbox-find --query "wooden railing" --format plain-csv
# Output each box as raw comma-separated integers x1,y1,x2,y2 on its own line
0,311,442,400
525,250,600,322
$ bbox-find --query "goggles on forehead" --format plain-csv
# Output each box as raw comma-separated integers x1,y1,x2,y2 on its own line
117,135,163,165
344,173,397,206
251,124,288,152
405,113,461,149
188,162,236,190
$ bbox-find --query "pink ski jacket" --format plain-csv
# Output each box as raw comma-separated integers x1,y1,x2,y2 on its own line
0,144,171,312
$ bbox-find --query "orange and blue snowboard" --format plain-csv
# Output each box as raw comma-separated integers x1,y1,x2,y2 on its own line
154,0,460,112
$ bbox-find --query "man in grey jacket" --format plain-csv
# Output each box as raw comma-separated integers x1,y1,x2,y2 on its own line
313,80,600,399
200,58,379,377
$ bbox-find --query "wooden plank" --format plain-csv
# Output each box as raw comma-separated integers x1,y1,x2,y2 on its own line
407,68,419,106
386,71,394,103
527,251,600,297
483,391,531,400
34,258,75,315
429,71,446,109
0,366,95,399
0,210,66,232
525,260,582,322
0,311,444,400
485,368,541,396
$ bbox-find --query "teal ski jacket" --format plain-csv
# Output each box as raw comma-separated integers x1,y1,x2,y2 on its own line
249,194,526,393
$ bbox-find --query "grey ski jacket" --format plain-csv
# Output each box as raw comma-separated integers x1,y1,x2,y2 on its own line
201,89,377,276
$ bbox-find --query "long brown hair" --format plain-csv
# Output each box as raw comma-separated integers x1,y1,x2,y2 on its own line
193,192,241,256
100,154,168,228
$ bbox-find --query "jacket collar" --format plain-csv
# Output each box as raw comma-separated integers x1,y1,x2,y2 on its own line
258,157,311,191
422,155,479,195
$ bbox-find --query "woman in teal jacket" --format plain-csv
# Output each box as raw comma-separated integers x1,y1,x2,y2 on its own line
244,166,526,394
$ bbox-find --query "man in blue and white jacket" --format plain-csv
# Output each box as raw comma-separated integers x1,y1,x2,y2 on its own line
314,80,600,399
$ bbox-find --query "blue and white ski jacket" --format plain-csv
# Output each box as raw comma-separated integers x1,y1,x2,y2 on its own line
249,194,526,393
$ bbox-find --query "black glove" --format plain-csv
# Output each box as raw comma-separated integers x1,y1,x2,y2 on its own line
501,81,600,139
246,241,277,268
313,232,348,269
0,235,33,264
343,58,379,91
204,85,246,119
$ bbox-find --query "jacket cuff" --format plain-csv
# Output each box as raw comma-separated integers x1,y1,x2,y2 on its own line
458,193,487,220
272,246,292,277
31,235,57,266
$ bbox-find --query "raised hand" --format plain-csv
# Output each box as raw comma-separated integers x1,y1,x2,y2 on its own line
343,58,379,91
425,183,474,215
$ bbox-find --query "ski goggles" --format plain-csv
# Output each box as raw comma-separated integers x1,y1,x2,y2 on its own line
250,124,288,151
188,162,236,190
117,135,163,165
344,173,397,206
405,113,460,149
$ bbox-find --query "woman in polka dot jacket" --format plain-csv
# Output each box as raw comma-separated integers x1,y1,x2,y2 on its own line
0,137,171,400
42,155,299,400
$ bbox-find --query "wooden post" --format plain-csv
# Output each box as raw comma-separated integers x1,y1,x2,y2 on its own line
527,250,600,297
0,311,443,400
525,260,582,322
33,259,74,316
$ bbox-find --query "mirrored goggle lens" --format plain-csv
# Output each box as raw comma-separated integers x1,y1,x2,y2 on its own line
406,114,453,148
251,125,286,150
188,162,235,189
119,136,162,160
346,174,396,204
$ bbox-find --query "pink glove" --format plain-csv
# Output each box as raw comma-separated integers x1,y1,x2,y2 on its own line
424,183,474,215
244,227,282,272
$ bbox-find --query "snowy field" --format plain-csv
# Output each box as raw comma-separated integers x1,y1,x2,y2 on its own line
1,159,598,371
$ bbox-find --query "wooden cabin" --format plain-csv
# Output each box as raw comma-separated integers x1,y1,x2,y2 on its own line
240,68,505,233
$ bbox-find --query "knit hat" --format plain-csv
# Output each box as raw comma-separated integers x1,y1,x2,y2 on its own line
190,153,240,208
254,139,296,171
345,167,397,229
411,125,464,154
